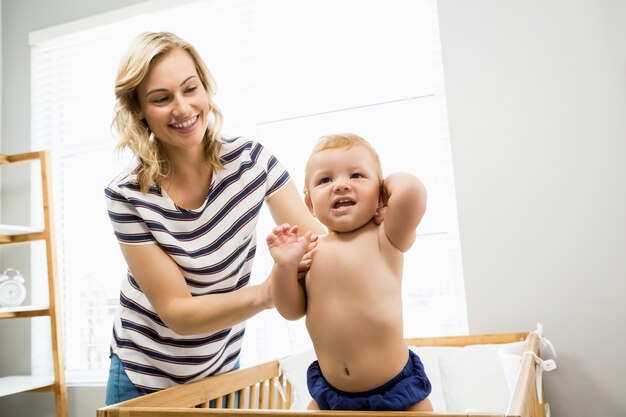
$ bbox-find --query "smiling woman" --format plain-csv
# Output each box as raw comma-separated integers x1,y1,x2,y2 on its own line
125,46,217,210
137,52,211,149
103,31,324,403
28,0,465,386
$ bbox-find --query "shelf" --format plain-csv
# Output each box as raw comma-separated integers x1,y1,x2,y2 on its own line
0,224,45,245
0,151,43,165
0,225,41,235
0,376,54,397
0,305,50,319
0,150,67,416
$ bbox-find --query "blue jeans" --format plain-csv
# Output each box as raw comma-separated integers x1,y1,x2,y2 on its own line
105,354,144,405
105,353,241,407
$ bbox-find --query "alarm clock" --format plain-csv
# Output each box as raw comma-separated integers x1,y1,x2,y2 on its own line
0,268,27,307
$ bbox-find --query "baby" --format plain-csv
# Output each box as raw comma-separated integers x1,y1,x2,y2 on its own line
267,133,432,411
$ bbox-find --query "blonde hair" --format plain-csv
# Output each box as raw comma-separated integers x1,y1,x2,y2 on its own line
112,32,224,192
303,133,383,206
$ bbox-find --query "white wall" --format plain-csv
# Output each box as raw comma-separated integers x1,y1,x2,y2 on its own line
1,1,625,416
437,1,626,416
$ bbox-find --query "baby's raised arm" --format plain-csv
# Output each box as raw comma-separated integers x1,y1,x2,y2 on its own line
267,224,317,320
381,173,427,252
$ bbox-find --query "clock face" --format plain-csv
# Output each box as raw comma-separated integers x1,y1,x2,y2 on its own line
0,280,27,307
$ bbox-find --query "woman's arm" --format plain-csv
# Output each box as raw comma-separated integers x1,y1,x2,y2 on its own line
266,180,326,235
119,242,272,335
382,173,427,252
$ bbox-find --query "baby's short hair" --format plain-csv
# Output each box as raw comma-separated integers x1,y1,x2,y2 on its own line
303,133,383,200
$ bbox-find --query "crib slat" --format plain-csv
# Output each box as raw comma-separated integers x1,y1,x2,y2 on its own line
225,393,234,408
236,389,245,409
249,383,258,408
241,387,249,409
259,380,266,409
268,377,276,409
276,376,284,409
285,376,292,409
277,374,287,410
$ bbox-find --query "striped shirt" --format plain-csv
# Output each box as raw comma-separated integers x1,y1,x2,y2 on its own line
104,137,289,393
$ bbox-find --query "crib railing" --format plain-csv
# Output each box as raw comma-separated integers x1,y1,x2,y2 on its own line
406,332,528,347
98,332,548,417
97,360,292,416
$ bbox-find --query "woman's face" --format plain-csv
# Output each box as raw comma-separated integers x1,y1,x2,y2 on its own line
136,48,210,154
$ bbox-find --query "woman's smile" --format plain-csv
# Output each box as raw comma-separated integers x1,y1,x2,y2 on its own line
170,115,199,133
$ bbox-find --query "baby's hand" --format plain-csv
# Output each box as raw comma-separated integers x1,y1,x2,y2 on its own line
267,224,317,267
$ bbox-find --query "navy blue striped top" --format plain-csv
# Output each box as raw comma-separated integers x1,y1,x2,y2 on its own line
105,137,289,392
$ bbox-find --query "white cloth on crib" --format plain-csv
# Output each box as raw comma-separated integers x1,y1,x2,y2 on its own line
437,342,525,413
278,349,317,410
278,342,527,412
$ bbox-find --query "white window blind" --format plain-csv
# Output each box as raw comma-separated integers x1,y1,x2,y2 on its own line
30,0,467,382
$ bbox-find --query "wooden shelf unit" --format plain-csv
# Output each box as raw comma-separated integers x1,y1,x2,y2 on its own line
0,151,68,417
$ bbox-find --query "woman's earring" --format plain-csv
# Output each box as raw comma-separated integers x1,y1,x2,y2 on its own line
148,132,156,143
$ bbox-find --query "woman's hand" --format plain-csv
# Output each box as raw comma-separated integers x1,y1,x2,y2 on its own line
297,249,313,280
298,230,319,279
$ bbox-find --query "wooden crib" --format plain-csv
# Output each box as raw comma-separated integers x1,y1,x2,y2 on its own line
97,332,548,417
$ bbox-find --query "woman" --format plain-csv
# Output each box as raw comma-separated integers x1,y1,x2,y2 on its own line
104,32,323,404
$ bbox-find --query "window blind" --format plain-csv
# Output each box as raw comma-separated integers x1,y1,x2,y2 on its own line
30,0,467,382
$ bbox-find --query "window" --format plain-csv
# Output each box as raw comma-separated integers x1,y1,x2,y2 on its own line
30,0,467,382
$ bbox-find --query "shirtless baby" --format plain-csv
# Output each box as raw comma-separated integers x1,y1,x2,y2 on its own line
267,133,432,411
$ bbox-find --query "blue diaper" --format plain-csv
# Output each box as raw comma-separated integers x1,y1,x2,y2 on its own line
306,349,431,411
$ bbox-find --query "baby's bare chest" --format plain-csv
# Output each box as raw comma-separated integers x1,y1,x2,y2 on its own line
306,231,401,292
